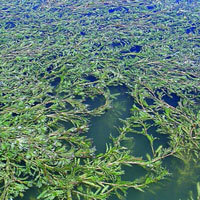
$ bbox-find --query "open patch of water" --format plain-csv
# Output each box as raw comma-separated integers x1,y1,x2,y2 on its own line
86,86,133,154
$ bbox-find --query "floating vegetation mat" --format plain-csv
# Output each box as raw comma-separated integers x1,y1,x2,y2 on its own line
0,0,200,199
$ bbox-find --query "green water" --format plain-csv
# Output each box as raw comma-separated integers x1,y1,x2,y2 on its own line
86,86,133,154
86,86,200,200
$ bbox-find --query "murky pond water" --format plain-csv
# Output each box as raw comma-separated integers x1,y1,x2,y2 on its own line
86,86,200,200
86,86,133,154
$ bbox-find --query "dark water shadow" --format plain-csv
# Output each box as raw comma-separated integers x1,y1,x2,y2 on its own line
83,94,106,110
83,74,98,82
50,77,61,87
15,187,39,200
155,89,180,108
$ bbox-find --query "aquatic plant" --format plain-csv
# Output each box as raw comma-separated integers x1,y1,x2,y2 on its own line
0,0,200,199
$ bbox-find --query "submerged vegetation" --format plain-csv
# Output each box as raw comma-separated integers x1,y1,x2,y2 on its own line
0,0,200,199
